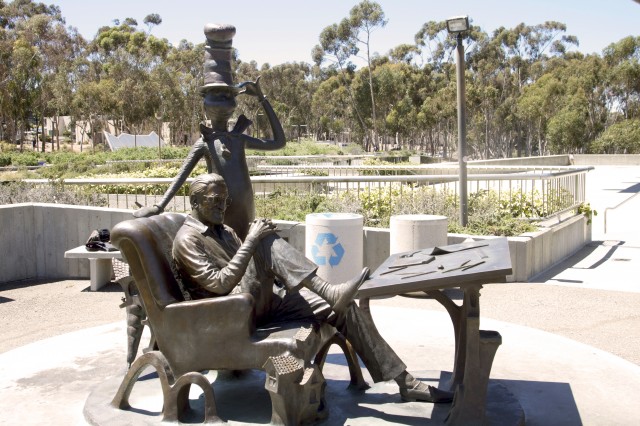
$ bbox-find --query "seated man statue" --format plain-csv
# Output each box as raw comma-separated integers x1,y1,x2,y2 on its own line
172,173,452,403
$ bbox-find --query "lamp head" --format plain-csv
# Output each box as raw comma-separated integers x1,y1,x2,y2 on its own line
446,16,469,34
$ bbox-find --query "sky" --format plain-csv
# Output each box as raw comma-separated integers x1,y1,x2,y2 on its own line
50,0,640,67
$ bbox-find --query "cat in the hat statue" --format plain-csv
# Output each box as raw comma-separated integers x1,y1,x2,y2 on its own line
134,23,286,241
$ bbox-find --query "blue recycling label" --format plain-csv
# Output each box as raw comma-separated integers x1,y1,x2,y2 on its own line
311,232,345,267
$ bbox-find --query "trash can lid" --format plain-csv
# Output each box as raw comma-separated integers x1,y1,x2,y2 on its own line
306,212,364,225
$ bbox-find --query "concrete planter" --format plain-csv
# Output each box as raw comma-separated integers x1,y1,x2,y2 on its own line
446,214,591,282
0,203,590,286
278,213,591,283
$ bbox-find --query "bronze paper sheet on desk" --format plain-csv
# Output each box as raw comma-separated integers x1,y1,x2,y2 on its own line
358,238,512,298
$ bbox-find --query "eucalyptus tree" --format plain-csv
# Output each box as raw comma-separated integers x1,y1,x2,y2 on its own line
548,54,607,153
383,46,435,150
234,58,261,136
491,21,578,155
85,17,170,140
70,78,118,151
515,73,561,154
387,44,420,65
357,60,432,150
34,18,84,150
414,20,458,69
311,74,352,141
602,36,640,120
0,0,68,149
414,20,483,158
312,20,367,145
371,61,410,146
590,118,640,154
253,62,316,140
344,0,387,148
494,22,577,89
509,50,607,155
154,39,204,145
143,13,162,34
312,0,387,150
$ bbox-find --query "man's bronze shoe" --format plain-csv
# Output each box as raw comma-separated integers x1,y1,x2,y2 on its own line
400,383,453,403
332,267,370,312
305,267,370,313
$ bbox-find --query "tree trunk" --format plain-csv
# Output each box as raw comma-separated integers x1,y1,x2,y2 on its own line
41,117,46,152
55,114,60,151
16,118,23,152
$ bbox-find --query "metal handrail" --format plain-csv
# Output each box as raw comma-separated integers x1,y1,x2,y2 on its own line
22,169,593,186
18,165,592,222
103,154,374,164
604,191,640,233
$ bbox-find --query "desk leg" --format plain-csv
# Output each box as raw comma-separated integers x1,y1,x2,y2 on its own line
425,290,463,391
445,284,502,426
89,258,113,291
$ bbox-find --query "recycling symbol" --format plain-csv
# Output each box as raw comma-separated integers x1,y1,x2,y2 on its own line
311,232,345,267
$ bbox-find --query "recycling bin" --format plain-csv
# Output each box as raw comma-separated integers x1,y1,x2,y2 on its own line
305,213,363,283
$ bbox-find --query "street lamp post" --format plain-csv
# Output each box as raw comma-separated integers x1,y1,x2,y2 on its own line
155,111,163,157
446,15,470,227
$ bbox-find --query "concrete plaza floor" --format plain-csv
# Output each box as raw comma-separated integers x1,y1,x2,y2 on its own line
1,164,639,424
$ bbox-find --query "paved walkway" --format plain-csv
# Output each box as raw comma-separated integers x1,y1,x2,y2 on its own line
1,164,640,424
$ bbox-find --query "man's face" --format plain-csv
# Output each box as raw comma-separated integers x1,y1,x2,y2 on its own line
196,182,231,227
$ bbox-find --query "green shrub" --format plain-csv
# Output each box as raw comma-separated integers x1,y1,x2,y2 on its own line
255,189,326,222
0,141,16,152
0,181,106,206
341,144,365,155
300,169,329,177
576,202,597,224
75,164,207,195
0,154,11,167
356,186,400,227
247,139,360,157
10,152,42,167
254,185,540,237
360,158,416,176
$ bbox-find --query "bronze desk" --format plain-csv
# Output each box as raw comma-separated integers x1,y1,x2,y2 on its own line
358,237,512,424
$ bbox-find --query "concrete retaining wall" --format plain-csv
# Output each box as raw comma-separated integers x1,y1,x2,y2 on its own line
572,154,640,166
274,214,590,283
447,214,590,282
470,155,570,167
0,203,590,286
468,154,640,167
0,203,132,283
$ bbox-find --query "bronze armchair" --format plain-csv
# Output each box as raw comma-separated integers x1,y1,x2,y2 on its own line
110,213,365,424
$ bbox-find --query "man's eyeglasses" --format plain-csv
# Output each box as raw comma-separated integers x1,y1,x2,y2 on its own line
201,195,232,206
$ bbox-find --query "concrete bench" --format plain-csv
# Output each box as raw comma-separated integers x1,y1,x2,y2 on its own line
64,246,123,291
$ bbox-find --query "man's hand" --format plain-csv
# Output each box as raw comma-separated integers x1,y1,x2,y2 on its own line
247,217,276,240
237,76,264,99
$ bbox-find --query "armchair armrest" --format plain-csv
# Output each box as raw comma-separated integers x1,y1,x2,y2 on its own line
162,293,256,342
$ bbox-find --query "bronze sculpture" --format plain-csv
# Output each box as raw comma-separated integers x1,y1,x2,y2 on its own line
173,173,454,404
133,23,286,241
111,212,346,424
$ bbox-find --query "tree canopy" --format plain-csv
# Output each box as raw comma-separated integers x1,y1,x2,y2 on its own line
1,0,639,156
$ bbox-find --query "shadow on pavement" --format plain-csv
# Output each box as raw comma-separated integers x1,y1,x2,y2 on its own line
531,240,625,282
619,182,640,193
497,378,582,426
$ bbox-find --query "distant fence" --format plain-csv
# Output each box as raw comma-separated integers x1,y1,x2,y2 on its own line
22,165,593,221
100,154,396,173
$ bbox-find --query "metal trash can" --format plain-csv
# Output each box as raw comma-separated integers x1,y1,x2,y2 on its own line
305,213,363,283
